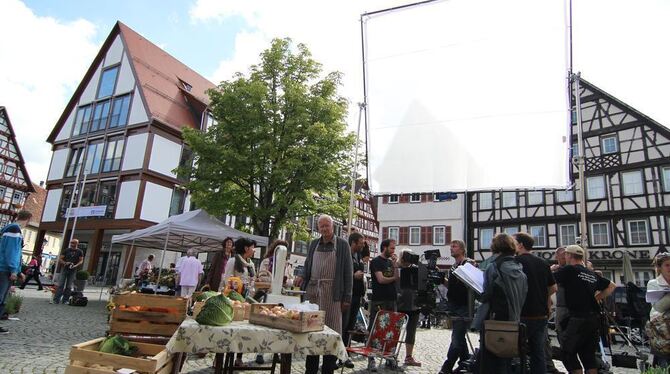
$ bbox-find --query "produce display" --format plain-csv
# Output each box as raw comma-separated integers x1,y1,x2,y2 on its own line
257,305,301,320
195,294,234,326
227,290,245,303
98,335,138,356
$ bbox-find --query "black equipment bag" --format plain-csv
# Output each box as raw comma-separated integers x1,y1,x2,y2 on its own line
69,291,88,307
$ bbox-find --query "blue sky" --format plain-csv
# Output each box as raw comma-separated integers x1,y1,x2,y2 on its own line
23,0,243,79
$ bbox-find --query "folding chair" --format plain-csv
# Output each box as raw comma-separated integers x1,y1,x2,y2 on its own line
343,310,409,372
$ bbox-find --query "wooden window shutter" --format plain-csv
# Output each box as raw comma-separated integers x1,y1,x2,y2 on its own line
383,196,388,204
400,194,409,203
421,193,429,202
382,227,389,239
399,227,409,245
422,226,431,245
446,226,452,243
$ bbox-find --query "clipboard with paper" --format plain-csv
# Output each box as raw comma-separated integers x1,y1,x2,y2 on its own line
452,262,485,294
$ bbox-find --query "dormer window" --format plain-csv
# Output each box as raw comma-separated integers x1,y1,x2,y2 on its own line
97,66,119,99
179,79,192,92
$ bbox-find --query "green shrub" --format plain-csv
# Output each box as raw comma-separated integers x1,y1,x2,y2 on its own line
4,293,23,314
76,270,90,280
642,366,670,374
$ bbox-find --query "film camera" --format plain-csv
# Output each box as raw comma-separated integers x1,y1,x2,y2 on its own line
399,249,445,310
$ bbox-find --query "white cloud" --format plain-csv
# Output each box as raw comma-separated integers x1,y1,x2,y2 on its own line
0,0,99,183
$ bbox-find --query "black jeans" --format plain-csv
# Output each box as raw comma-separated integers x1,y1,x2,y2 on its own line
305,354,336,374
342,294,362,346
20,272,43,290
441,303,470,372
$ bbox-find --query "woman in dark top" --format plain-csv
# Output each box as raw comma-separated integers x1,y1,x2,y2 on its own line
205,237,233,291
475,233,528,374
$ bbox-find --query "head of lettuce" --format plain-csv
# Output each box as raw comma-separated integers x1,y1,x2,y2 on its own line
196,293,234,326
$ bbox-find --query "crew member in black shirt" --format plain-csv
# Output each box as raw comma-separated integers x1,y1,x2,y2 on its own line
367,238,399,372
554,245,615,374
340,232,366,369
514,232,557,374
439,239,475,374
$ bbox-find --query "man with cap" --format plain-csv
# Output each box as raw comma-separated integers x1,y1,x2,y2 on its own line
553,245,616,374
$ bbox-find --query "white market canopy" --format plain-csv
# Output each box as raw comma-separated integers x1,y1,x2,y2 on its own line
111,209,269,252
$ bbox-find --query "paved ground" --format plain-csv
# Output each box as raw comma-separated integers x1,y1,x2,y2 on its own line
0,286,648,373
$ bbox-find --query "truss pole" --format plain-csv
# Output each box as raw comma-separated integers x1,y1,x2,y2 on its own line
55,166,83,282
68,169,89,244
573,73,588,258
347,103,365,236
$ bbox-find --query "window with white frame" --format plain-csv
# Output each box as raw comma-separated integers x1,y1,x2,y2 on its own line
503,227,519,235
661,166,670,192
388,194,399,203
527,191,544,205
479,192,493,210
627,220,649,245
559,224,577,246
409,227,420,245
571,143,580,159
555,189,574,202
622,170,643,196
529,225,546,247
502,192,517,207
410,193,421,203
601,135,619,154
479,228,494,250
590,222,610,246
388,227,399,242
433,226,446,245
634,271,654,287
587,176,606,199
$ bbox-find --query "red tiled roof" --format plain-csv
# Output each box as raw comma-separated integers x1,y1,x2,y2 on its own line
118,22,216,131
48,22,216,143
24,182,45,227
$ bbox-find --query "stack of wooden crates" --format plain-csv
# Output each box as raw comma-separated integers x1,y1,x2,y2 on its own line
65,293,188,374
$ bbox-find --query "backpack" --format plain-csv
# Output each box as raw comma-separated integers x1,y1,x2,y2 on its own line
69,291,88,307
646,311,670,355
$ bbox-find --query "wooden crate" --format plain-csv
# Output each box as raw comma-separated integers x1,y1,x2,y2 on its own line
248,303,324,333
110,293,188,338
65,337,173,374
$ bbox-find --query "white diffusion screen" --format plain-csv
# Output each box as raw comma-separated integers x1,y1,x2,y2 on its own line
365,0,570,193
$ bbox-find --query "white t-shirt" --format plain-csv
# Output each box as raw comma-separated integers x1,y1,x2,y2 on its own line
176,256,204,287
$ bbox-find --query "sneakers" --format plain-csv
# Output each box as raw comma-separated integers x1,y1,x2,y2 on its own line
404,356,422,367
338,359,354,369
367,358,377,372
0,327,8,334
255,354,264,364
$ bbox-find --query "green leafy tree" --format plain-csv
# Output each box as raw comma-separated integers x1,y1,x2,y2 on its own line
180,38,356,239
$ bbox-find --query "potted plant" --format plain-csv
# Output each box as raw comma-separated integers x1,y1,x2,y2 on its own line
74,270,90,292
4,293,23,315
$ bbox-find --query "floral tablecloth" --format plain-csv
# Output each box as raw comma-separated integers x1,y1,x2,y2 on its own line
166,319,347,360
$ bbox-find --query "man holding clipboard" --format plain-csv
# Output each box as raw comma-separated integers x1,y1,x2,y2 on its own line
439,240,477,374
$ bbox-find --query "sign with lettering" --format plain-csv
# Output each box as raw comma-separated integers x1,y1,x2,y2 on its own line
65,205,107,218
533,248,652,261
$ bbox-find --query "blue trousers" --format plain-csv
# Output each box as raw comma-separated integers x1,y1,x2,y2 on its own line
0,272,12,317
521,318,548,374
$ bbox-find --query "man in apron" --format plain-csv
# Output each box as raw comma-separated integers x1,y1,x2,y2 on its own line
295,214,353,374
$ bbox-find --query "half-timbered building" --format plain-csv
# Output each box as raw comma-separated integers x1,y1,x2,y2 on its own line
38,22,215,284
468,78,670,286
0,107,35,227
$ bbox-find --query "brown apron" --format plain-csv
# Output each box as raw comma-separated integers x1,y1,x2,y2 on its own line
306,249,342,334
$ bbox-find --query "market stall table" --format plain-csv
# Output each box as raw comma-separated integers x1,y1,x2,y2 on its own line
166,319,347,374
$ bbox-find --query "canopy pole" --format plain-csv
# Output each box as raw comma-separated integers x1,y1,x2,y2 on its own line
572,72,589,259
347,102,365,236
156,227,171,285
120,239,136,284
98,242,115,301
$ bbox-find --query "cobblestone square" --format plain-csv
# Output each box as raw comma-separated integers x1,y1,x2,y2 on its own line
0,288,643,374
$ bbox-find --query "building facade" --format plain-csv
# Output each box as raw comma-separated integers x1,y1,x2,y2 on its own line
468,79,670,286
0,107,35,227
377,193,464,267
22,182,62,271
38,22,216,284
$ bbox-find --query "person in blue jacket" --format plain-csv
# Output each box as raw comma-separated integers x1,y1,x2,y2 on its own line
0,210,32,334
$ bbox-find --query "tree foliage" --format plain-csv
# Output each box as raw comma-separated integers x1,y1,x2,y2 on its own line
181,38,355,239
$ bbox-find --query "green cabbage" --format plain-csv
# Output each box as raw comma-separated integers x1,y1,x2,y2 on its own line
196,294,234,326
228,290,245,303
99,335,138,356
195,291,219,302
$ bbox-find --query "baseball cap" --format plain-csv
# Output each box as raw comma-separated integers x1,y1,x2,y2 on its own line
565,245,585,256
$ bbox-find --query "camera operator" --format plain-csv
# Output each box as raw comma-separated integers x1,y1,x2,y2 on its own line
439,239,476,374
367,238,400,372
554,245,615,374
396,248,423,367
